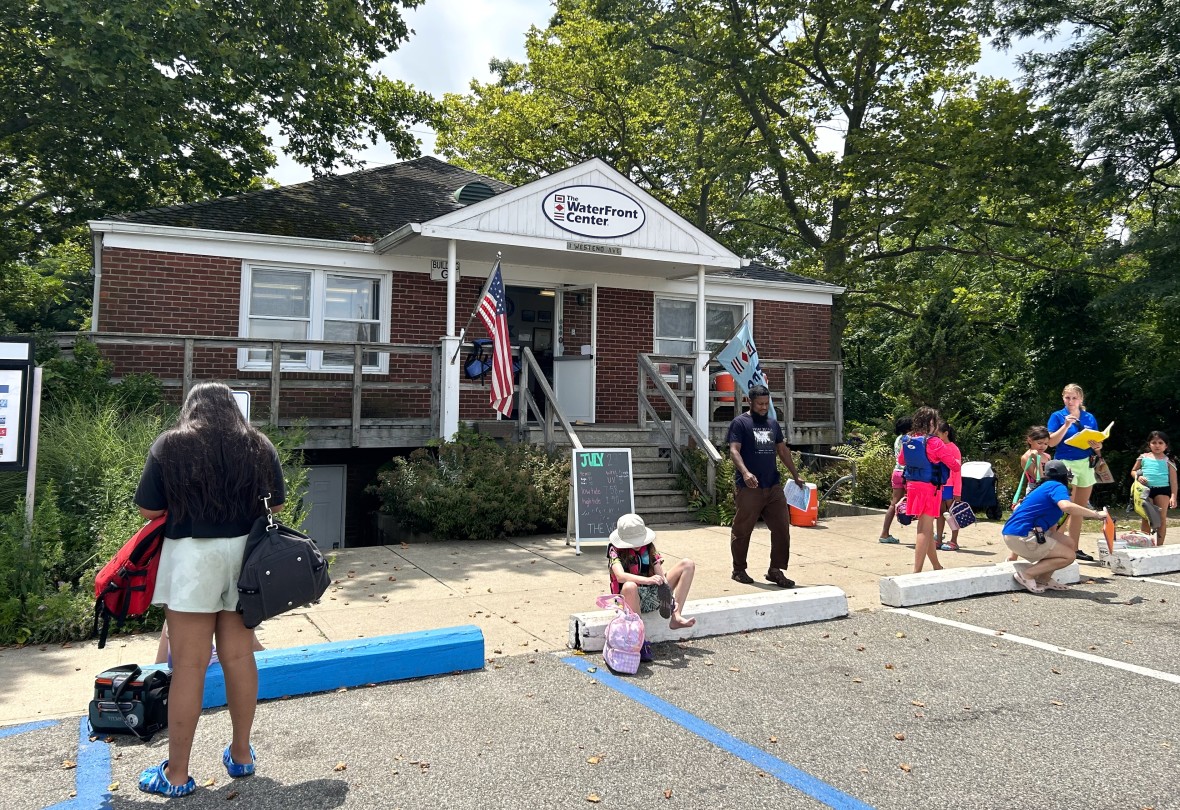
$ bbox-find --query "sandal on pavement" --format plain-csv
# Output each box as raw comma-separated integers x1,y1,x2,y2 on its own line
939,540,959,552
731,570,754,585
878,535,900,544
1013,572,1045,594
139,761,197,798
1040,579,1070,591
223,744,257,778
765,569,796,589
656,582,674,619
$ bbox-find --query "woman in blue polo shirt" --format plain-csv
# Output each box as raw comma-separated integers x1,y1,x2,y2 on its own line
1004,460,1108,593
1047,383,1103,561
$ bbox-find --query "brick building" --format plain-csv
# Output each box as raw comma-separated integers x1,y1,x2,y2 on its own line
88,157,843,546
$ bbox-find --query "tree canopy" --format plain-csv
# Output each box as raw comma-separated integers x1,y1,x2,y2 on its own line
1,0,435,262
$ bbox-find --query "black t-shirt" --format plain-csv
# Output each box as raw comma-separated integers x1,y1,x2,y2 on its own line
726,412,785,489
134,434,285,538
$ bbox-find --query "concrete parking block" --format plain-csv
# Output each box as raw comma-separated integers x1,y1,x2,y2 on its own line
569,585,849,651
879,561,1082,607
1100,544,1180,577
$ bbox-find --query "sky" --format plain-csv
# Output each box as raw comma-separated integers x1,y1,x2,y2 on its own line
268,1,1036,186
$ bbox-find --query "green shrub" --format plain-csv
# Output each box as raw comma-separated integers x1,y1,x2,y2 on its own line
831,428,896,509
369,427,569,540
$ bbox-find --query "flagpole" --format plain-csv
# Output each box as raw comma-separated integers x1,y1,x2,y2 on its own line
450,252,502,364
700,312,752,371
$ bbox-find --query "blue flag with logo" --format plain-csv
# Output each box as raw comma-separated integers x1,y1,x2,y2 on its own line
715,321,778,420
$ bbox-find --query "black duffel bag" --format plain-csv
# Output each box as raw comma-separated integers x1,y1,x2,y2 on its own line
237,510,330,629
88,664,170,742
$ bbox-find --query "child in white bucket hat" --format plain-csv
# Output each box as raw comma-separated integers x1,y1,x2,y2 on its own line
607,514,696,660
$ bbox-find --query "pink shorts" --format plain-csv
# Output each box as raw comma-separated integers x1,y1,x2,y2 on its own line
891,469,905,490
905,482,942,518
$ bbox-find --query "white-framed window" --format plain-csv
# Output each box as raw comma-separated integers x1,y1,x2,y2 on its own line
654,296,748,355
238,263,389,373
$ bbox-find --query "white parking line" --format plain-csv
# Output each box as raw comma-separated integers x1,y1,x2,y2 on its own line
1142,578,1180,589
891,608,1180,685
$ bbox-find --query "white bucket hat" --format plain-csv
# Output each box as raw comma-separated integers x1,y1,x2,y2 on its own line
608,513,655,549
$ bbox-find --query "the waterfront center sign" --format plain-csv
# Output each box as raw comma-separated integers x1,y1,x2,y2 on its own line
542,185,646,239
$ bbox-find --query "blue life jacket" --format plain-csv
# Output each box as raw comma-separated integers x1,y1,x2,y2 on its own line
902,434,945,486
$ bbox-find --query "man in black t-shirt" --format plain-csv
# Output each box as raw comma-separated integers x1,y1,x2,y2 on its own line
727,385,804,588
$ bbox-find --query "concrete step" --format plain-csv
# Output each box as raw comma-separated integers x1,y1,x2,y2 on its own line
638,505,698,525
634,490,691,509
632,458,673,475
633,472,680,492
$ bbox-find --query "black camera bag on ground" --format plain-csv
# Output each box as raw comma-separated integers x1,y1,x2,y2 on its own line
88,664,170,742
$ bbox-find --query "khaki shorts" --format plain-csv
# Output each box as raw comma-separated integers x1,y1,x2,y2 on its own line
1004,533,1058,563
1059,457,1095,488
153,534,248,613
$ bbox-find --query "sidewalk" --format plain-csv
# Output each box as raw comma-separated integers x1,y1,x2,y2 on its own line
0,513,1108,727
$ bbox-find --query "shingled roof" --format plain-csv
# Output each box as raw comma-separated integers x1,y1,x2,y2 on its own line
112,156,514,242
715,262,837,288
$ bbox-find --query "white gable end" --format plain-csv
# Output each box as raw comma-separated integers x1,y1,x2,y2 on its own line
422,159,740,266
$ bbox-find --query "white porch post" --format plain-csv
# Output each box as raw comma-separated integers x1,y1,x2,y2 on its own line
440,238,461,439
694,264,710,435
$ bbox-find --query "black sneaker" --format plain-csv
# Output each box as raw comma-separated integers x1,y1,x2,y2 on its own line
765,569,796,588
1076,549,1095,562
731,569,754,584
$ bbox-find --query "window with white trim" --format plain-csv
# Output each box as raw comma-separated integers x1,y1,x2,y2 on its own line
239,264,389,372
654,297,747,355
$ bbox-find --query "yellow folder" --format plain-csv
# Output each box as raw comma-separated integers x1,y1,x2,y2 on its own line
1064,420,1113,450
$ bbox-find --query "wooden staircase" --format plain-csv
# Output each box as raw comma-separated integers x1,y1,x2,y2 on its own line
519,424,697,524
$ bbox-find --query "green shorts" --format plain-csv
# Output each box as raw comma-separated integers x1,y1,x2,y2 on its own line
1059,457,1095,489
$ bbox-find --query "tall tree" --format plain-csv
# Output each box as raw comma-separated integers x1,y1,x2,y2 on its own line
1,0,435,262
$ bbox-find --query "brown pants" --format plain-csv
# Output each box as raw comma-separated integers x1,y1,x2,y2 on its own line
731,485,792,572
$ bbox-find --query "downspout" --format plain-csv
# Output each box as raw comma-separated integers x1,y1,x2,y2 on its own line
90,230,103,331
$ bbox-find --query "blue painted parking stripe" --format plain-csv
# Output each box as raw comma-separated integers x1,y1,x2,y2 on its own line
563,656,874,810
0,719,57,740
44,719,112,810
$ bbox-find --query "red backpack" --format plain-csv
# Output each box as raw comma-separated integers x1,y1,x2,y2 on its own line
93,517,167,649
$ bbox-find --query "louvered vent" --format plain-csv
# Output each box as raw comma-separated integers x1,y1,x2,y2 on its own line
453,181,497,205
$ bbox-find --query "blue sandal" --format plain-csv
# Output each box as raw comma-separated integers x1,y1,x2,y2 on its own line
223,744,257,778
138,760,197,798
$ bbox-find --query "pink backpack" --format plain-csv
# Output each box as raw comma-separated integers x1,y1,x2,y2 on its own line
595,594,645,674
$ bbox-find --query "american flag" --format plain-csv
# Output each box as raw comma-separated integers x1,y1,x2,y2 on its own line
476,260,515,416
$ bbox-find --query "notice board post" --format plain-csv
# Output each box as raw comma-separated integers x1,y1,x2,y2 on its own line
568,448,634,555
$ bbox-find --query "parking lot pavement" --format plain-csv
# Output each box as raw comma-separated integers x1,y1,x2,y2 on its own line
10,569,1180,810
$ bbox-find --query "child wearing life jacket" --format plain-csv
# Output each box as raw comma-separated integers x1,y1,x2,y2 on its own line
934,421,963,551
1007,426,1052,561
606,514,696,662
898,407,962,573
1130,431,1178,545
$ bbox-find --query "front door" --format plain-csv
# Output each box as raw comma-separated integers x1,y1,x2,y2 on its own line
555,285,595,423
302,465,345,550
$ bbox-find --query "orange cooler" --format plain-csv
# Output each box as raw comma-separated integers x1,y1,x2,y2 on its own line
789,483,819,527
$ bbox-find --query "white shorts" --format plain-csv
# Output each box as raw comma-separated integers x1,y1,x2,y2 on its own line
152,534,249,613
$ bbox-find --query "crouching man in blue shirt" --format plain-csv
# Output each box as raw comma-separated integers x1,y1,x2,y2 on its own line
1004,459,1108,594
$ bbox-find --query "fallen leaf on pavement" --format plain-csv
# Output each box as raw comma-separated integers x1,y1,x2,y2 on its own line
894,732,906,741
108,782,120,791
911,700,925,707
334,762,348,771
587,755,603,765
586,793,602,803
61,760,76,770
769,736,778,744
895,632,906,638
203,778,217,787
664,788,673,799
899,763,912,773
225,790,239,800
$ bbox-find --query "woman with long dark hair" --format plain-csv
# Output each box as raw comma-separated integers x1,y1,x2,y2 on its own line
134,382,285,797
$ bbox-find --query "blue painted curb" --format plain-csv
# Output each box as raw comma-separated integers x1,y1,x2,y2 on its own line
191,625,485,707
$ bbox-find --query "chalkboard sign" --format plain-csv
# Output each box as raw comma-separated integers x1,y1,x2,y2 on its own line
571,448,634,553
